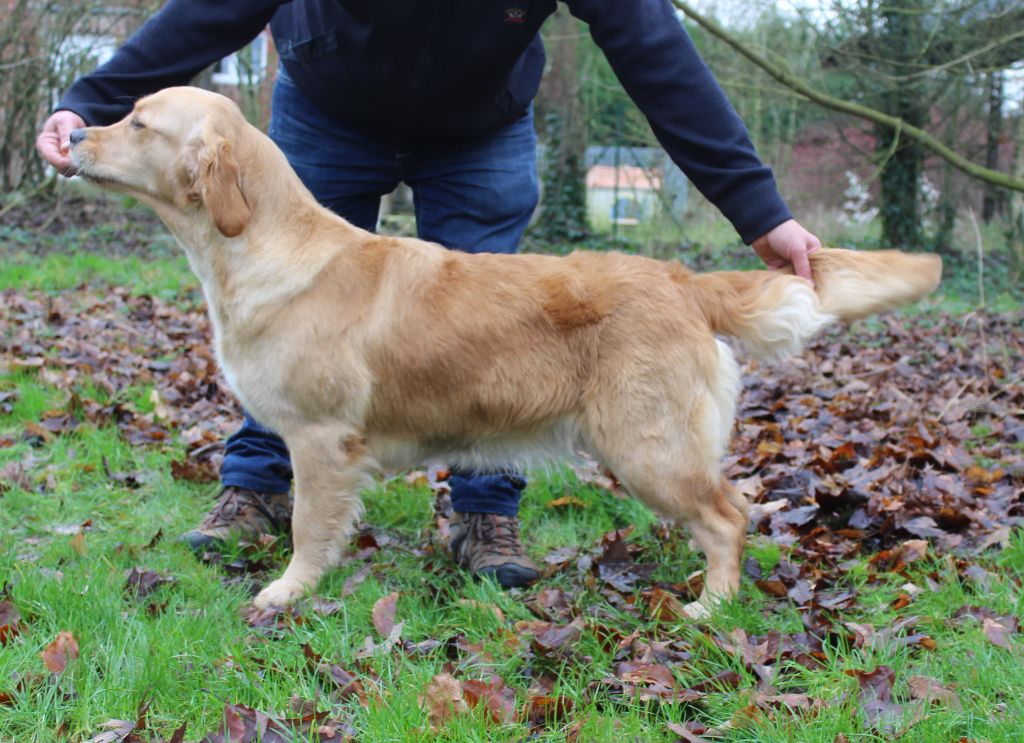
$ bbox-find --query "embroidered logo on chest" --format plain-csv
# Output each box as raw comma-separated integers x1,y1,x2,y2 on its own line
503,7,527,24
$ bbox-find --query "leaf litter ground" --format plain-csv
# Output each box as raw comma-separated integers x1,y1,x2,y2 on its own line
1,278,1022,741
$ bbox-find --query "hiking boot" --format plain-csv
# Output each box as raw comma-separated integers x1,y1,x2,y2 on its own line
449,512,540,589
180,486,292,553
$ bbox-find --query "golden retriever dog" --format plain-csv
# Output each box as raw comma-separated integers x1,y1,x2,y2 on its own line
69,88,941,617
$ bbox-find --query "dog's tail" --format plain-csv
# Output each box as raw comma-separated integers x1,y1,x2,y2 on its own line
690,248,942,360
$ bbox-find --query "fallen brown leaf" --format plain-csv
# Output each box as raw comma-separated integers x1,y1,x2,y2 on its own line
523,694,574,728
371,592,399,638
908,675,962,710
982,617,1014,651
0,600,21,645
420,673,469,726
646,588,688,622
462,676,517,723
530,617,586,655
82,718,137,743
341,563,372,597
546,495,586,509
667,721,717,742
124,567,175,599
848,665,902,733
41,630,79,674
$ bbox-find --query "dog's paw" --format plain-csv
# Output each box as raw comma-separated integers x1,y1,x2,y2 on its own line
682,600,712,621
253,578,305,610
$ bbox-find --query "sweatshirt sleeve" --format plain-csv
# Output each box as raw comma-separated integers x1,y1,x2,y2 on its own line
57,0,285,126
564,0,791,244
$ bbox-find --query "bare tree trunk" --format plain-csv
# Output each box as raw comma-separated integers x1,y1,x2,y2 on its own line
875,0,926,248
535,8,588,242
1008,95,1024,282
934,77,965,255
982,70,1005,223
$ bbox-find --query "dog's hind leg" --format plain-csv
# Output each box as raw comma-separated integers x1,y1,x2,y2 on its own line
583,339,747,619
590,448,747,620
678,477,748,619
253,425,372,609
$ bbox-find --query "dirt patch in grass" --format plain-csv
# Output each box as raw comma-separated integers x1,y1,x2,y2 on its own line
2,191,167,257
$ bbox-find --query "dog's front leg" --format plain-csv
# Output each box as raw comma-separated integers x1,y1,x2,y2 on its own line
253,426,371,609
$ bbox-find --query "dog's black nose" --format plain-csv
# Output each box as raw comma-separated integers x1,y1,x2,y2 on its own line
69,129,87,145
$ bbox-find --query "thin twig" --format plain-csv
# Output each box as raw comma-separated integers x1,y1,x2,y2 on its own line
967,208,986,310
934,379,972,422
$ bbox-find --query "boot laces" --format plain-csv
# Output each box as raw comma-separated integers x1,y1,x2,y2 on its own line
203,487,280,530
473,513,522,556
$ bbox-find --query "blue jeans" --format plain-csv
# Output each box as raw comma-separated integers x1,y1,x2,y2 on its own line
220,68,539,517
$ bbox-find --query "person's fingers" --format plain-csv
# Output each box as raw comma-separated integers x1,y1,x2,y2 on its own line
36,130,74,174
751,221,824,289
36,127,59,163
791,244,814,285
800,235,822,286
57,114,84,148
750,238,775,267
55,113,86,175
752,239,791,271
36,112,84,176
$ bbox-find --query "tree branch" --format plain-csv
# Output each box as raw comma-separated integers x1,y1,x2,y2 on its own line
671,0,1024,192
924,8,1024,70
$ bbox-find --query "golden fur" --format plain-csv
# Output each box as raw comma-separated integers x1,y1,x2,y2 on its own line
71,88,942,616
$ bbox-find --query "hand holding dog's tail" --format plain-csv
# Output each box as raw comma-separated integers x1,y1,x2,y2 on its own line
800,247,942,321
692,248,942,360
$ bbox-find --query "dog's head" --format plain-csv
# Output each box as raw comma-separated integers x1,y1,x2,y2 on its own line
70,87,252,237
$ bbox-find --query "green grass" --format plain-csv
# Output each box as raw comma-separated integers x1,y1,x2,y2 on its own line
2,416,1022,741
1,225,1021,741
0,250,196,302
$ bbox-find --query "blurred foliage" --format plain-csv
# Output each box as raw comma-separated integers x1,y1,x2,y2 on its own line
0,1,159,191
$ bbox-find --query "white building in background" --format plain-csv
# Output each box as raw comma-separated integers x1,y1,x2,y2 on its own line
585,164,663,228
534,145,689,231
211,35,270,86
582,145,689,230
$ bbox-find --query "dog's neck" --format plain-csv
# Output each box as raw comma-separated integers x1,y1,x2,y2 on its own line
155,134,363,338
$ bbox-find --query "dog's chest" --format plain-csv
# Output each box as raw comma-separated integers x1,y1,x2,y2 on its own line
210,329,287,423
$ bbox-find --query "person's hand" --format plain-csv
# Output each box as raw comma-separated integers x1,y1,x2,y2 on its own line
751,219,822,286
36,110,86,176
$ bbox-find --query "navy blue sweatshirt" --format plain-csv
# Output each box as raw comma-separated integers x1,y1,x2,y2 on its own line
57,0,792,243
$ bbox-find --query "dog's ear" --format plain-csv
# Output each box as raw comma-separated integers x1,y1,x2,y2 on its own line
196,138,251,237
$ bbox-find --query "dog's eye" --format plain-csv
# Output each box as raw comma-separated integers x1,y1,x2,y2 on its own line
130,119,146,130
